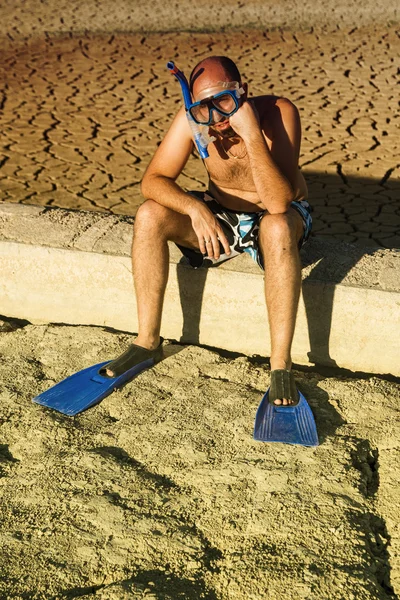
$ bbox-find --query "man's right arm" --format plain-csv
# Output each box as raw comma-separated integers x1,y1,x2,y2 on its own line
140,106,199,215
140,107,231,259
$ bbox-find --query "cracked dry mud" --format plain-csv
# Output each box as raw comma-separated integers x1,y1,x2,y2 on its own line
0,322,399,599
0,25,399,248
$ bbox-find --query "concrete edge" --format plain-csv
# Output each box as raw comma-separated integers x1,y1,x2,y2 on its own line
1,203,399,376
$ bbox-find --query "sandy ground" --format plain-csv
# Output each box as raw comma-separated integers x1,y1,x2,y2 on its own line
0,25,399,247
0,317,399,599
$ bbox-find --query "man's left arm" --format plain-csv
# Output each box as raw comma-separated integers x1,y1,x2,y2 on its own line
230,98,302,214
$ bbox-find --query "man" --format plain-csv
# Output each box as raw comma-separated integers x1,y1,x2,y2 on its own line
104,55,312,407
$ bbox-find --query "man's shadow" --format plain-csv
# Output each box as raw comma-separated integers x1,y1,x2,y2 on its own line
300,170,398,367
301,238,370,368
176,258,209,345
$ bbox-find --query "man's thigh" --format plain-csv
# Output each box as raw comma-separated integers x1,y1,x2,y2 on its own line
287,205,306,244
169,213,200,250
291,199,313,246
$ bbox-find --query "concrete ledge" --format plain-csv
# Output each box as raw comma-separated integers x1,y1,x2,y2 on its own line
1,203,399,376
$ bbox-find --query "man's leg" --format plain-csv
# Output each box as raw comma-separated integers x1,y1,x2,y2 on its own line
258,208,304,405
105,199,199,376
133,199,199,348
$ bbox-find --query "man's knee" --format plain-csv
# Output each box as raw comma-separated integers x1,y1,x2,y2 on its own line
259,212,299,248
136,199,167,226
134,199,175,237
134,199,193,245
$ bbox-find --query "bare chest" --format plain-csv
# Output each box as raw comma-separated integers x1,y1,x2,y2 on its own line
204,142,255,191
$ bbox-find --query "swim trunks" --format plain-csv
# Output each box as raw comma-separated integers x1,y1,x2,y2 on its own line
176,191,312,269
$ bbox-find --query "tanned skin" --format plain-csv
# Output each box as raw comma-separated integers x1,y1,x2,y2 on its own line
107,57,308,405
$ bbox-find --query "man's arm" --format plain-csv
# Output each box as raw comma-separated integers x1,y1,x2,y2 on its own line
141,106,231,259
141,106,196,214
267,98,306,202
229,98,302,214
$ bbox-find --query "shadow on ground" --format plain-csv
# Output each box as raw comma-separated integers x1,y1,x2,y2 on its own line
303,171,400,249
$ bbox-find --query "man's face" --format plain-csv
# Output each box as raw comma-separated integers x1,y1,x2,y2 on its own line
192,70,242,138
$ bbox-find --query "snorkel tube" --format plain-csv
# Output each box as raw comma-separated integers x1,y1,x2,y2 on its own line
167,61,214,159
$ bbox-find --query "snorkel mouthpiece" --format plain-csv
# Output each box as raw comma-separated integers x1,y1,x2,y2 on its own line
167,61,213,159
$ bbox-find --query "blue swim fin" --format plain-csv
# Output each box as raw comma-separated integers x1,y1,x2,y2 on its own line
253,389,319,447
33,357,155,416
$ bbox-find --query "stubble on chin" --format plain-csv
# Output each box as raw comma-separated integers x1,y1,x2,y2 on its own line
209,124,238,139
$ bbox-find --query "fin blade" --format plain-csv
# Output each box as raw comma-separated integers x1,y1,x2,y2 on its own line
254,389,319,447
33,358,155,416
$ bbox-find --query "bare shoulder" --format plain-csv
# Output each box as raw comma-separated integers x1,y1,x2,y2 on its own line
142,105,194,181
252,95,300,137
273,96,300,122
168,105,193,137
252,94,299,115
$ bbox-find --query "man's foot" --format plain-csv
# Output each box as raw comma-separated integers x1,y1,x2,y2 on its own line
100,338,163,378
269,369,299,407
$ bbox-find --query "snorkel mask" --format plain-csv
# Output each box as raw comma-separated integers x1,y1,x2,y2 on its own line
167,61,245,158
188,82,245,126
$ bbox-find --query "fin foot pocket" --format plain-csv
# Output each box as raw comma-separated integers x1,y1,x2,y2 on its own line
268,369,299,406
99,338,164,378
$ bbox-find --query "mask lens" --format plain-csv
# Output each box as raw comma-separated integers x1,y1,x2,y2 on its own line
190,104,211,124
212,93,237,114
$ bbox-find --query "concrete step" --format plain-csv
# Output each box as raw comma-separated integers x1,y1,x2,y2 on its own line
1,203,399,376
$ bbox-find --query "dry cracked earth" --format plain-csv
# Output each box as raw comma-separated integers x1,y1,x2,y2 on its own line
0,25,399,248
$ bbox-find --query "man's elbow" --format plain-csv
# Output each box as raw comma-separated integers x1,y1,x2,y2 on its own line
268,206,291,215
140,175,150,199
140,173,159,199
140,172,172,199
267,194,295,215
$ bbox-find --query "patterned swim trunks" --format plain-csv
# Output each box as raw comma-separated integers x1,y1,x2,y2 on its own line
176,191,312,269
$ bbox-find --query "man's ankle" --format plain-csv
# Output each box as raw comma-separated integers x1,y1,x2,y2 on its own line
270,358,292,372
134,335,161,351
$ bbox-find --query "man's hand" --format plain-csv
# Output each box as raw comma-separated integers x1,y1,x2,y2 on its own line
188,201,231,260
228,100,261,141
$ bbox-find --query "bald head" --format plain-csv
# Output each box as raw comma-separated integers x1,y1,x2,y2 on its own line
189,56,241,98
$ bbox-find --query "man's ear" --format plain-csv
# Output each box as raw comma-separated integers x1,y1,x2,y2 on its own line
241,82,248,99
